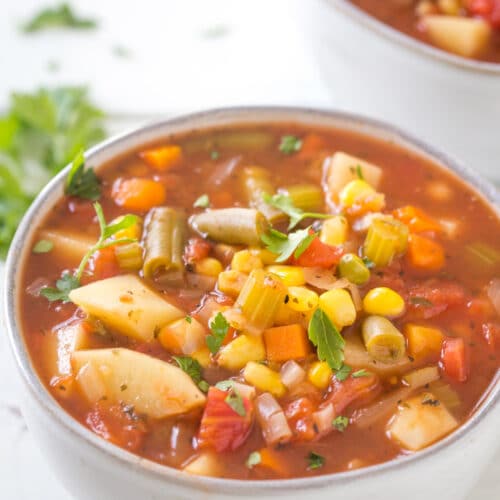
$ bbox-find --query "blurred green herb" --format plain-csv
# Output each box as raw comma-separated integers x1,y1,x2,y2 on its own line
22,3,97,33
0,87,106,258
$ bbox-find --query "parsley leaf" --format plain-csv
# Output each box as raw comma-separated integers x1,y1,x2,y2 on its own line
206,312,229,354
263,193,329,230
261,227,316,263
307,452,325,470
65,149,101,200
215,380,236,391
279,135,302,155
40,272,80,303
332,415,349,432
308,308,345,371
210,150,219,160
335,364,352,381
349,164,364,180
22,3,97,33
32,239,53,254
173,356,209,393
352,369,370,378
362,256,375,269
246,451,261,469
193,194,210,208
409,296,434,307
225,388,246,416
185,315,193,324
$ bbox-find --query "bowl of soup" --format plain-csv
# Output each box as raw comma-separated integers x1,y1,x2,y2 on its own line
5,107,500,500
299,0,500,182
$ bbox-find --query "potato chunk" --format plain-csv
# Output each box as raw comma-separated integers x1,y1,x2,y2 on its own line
325,152,383,197
69,275,184,341
39,229,93,266
388,392,458,451
422,15,491,58
72,348,206,418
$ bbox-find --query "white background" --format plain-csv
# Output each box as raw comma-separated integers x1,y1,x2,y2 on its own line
0,0,498,498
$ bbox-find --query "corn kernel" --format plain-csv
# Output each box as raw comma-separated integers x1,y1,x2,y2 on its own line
287,286,319,312
437,0,460,15
267,265,305,286
217,270,248,297
308,361,332,389
319,288,357,329
111,215,143,240
191,347,211,368
250,247,278,265
243,361,286,397
320,215,349,246
231,250,263,273
195,257,223,277
218,335,266,371
363,287,405,317
339,179,385,212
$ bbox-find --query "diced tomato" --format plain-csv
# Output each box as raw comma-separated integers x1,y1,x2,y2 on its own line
467,297,496,318
466,0,500,28
326,373,381,415
184,237,212,263
482,322,500,350
291,236,343,269
86,247,120,281
197,387,254,452
441,337,469,383
296,133,328,160
86,401,147,452
406,280,466,319
284,397,316,441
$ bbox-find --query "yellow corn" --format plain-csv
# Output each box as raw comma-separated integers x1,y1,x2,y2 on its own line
319,288,357,329
308,361,333,389
363,287,405,317
112,215,143,241
267,265,305,286
217,335,266,371
287,286,319,313
217,270,248,297
231,249,264,273
437,0,461,15
320,216,348,246
243,361,286,397
191,347,211,368
274,302,304,326
250,247,278,265
339,180,385,210
195,257,223,277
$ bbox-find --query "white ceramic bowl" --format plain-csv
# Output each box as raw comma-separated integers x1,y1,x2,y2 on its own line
5,108,500,500
300,0,500,183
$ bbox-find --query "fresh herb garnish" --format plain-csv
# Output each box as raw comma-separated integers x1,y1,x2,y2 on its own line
215,380,236,391
225,388,246,416
279,135,302,155
261,227,316,263
40,202,137,302
173,356,209,393
362,256,375,269
422,396,440,406
308,309,345,371
349,164,364,180
307,452,325,470
409,296,434,307
32,239,53,254
22,3,97,33
246,451,262,469
185,315,193,324
65,149,101,200
263,192,329,230
335,364,352,381
210,150,219,160
193,194,210,208
206,312,230,354
0,87,105,258
352,369,370,378
333,415,349,432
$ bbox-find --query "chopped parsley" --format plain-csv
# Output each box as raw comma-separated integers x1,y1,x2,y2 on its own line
65,149,101,200
32,239,53,254
279,135,302,155
422,396,440,406
362,256,375,269
22,3,97,33
224,388,246,416
173,356,209,393
307,452,325,470
206,312,230,354
245,451,262,469
263,192,329,230
210,150,219,160
349,164,364,180
185,315,193,324
39,272,80,303
308,308,345,371
409,296,434,307
335,364,352,381
261,227,316,263
193,194,210,208
352,369,370,378
215,380,236,391
332,415,349,432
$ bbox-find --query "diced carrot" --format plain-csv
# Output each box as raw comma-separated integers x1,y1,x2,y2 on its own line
441,337,469,383
407,234,445,271
86,247,120,281
291,235,344,269
256,447,290,477
112,178,166,212
139,145,183,171
393,205,442,234
263,324,311,362
404,323,444,359
296,133,328,160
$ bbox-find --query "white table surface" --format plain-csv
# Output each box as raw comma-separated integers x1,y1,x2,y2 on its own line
0,0,498,497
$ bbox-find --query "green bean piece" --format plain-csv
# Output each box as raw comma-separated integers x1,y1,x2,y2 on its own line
362,315,406,363
189,208,269,246
281,184,324,213
338,253,370,285
143,207,186,279
242,166,284,224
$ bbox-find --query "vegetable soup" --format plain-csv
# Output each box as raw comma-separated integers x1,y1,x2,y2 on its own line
20,123,500,479
349,0,500,62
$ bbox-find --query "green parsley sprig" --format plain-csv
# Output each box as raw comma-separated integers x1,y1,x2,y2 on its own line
279,135,302,155
65,149,101,200
206,312,230,354
261,227,316,263
173,356,209,393
22,3,97,33
307,452,325,470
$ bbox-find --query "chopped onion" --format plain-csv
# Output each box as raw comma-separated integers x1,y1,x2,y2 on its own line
313,403,334,435
345,281,362,311
186,273,217,292
487,279,500,316
256,393,292,445
402,366,440,388
231,382,256,400
26,277,51,297
255,393,282,420
280,360,306,389
208,156,241,186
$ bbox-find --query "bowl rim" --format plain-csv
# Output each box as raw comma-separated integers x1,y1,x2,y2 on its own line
4,106,500,494
322,0,500,75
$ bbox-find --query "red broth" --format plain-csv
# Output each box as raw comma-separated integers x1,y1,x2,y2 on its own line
349,0,500,63
20,123,500,479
